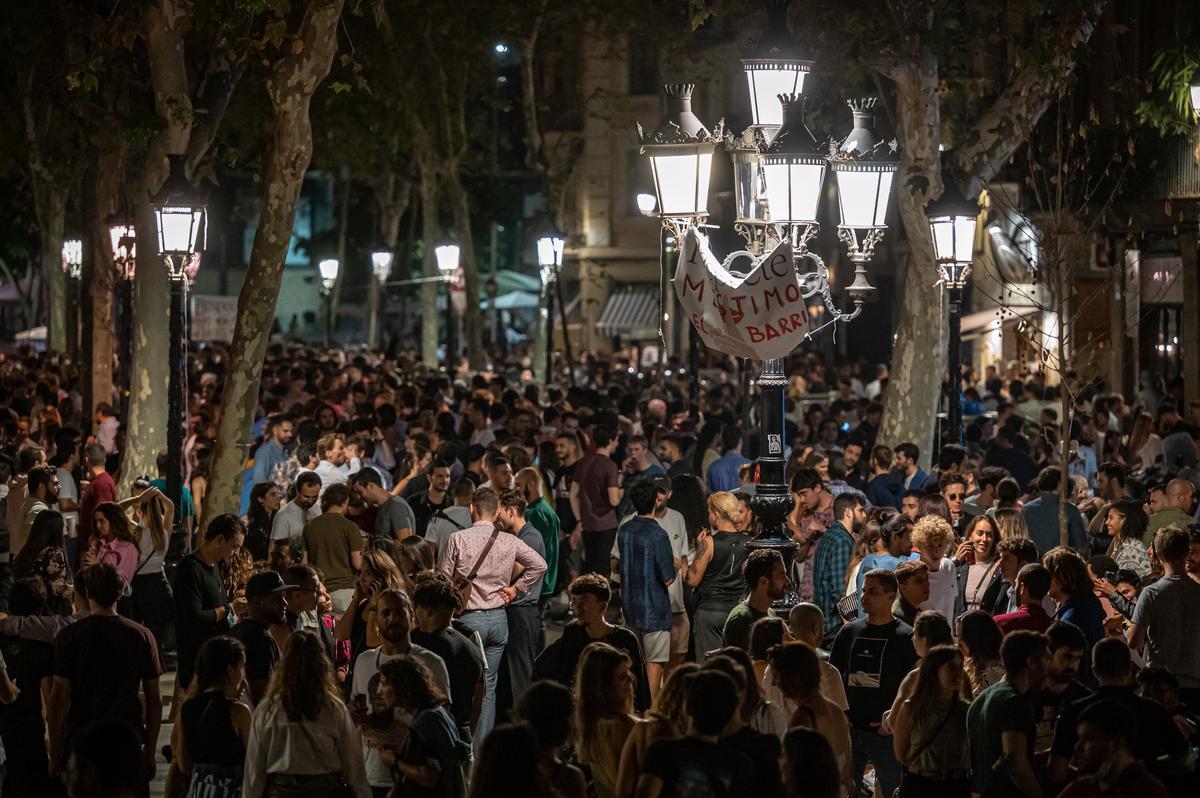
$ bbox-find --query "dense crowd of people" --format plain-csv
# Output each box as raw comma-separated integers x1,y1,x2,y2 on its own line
0,343,1198,797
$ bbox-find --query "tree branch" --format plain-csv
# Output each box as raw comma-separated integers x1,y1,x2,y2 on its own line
955,1,1107,195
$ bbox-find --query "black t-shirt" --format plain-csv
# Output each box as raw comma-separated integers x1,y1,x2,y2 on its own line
721,727,782,798
172,553,232,687
643,736,755,798
410,626,485,731
231,618,281,682
53,614,163,736
553,463,577,532
1031,680,1092,754
535,621,651,712
829,617,917,730
0,634,54,738
410,490,452,538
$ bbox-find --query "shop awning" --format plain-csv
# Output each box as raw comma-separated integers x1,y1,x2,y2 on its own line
595,287,661,340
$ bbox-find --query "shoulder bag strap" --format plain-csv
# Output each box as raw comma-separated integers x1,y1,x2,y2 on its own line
903,702,959,767
434,508,467,531
465,528,502,582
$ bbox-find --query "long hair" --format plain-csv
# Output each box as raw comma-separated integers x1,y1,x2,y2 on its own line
647,662,698,735
574,643,632,765
247,482,277,531
1043,546,1092,599
783,726,840,798
13,509,65,579
1124,412,1154,464
93,502,137,546
193,636,246,693
911,644,965,706
361,547,408,595
397,536,436,578
957,611,1003,694
265,630,342,722
139,493,169,555
1107,499,1147,545
963,514,998,561
917,494,952,525
991,507,1030,541
667,474,708,544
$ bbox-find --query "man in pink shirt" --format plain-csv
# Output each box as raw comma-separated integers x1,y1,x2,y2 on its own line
995,563,1053,635
436,486,546,746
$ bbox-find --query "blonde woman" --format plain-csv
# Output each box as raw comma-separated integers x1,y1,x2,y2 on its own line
991,507,1030,541
685,492,750,661
575,642,637,798
126,488,175,653
911,515,957,623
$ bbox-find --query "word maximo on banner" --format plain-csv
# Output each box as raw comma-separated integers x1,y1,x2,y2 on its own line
673,228,812,360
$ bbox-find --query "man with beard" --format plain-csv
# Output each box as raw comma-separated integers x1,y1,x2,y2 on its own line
813,494,867,636
1031,621,1092,759
270,471,321,556
15,464,58,555
231,571,294,706
720,549,789,651
349,589,450,794
408,458,453,537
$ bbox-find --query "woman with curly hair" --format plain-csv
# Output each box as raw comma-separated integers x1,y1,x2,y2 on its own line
574,642,637,798
242,630,369,797
369,657,469,798
84,501,140,587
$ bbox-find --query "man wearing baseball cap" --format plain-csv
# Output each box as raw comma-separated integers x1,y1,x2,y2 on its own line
232,571,294,706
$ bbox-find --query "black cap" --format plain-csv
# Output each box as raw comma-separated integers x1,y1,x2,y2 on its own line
650,474,672,493
245,572,295,600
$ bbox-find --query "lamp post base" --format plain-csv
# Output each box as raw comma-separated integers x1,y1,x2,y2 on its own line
746,357,800,609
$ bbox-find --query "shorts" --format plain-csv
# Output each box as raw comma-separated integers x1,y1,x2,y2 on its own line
670,612,690,655
631,627,671,663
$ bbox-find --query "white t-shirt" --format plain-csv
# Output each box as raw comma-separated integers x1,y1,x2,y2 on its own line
270,500,320,542
56,467,79,537
921,557,958,624
350,645,452,787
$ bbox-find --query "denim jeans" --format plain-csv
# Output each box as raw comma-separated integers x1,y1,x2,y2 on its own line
457,607,508,749
851,726,902,798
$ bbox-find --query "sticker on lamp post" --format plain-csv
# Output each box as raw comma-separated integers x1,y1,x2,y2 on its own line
768,434,782,454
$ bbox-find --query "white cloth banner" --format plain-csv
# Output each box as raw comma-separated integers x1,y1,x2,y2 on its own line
674,228,812,360
189,295,239,343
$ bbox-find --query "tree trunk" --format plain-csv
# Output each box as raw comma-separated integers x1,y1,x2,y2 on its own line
878,53,944,466
445,171,484,369
34,187,67,353
86,142,125,425
416,151,440,367
204,0,346,520
119,0,195,497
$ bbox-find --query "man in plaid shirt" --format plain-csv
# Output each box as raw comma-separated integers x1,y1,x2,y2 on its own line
812,493,867,638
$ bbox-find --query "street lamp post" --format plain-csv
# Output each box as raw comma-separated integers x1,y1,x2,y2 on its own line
369,249,393,348
151,154,206,524
318,258,339,347
927,177,980,446
640,62,895,604
435,244,460,367
536,228,565,383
